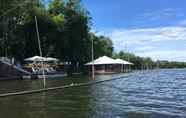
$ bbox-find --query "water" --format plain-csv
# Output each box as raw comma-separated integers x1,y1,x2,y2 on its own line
0,69,186,118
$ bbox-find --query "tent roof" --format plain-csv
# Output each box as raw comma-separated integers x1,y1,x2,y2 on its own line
24,56,59,62
85,56,121,65
115,59,134,65
45,57,59,61
24,56,47,62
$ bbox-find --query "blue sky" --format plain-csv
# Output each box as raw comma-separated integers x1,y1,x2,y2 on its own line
82,0,186,61
82,0,186,29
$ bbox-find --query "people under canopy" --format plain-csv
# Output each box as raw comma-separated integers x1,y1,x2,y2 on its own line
24,56,59,74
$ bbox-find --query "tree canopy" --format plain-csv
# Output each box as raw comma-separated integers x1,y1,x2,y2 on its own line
0,0,185,74
0,0,115,73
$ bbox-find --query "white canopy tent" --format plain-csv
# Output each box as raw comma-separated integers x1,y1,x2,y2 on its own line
45,57,59,62
24,56,47,62
24,56,59,62
85,56,122,74
85,56,134,74
115,59,134,65
85,56,121,65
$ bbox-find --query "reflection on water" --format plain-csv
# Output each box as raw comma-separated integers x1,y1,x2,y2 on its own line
0,69,186,118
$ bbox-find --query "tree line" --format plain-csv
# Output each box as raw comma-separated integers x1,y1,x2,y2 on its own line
0,0,113,73
0,0,185,74
113,51,186,69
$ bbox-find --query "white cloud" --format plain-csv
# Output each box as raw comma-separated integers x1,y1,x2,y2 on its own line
97,26,186,61
136,50,186,61
142,8,184,21
135,46,154,51
100,26,186,46
178,20,186,26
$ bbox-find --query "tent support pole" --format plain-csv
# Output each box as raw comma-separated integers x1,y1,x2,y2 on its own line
35,16,46,88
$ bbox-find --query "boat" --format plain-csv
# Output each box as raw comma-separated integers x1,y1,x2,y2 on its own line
23,16,68,80
22,56,68,79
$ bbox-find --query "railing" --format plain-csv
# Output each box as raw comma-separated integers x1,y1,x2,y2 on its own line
0,57,31,75
0,57,13,66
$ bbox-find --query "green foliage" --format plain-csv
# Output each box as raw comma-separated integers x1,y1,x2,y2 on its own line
91,34,113,58
0,0,93,73
156,60,186,68
113,51,155,69
113,51,186,69
52,13,64,25
0,0,186,74
48,0,65,15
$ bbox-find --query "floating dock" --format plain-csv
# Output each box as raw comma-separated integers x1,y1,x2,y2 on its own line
0,75,129,97
0,58,31,80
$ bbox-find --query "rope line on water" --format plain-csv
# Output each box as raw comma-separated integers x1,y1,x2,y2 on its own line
0,75,131,97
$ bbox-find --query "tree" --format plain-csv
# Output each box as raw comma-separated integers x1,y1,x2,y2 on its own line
61,0,90,73
93,35,113,58
113,51,155,69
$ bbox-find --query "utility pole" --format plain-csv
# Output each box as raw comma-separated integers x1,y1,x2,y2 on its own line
91,35,95,80
35,16,46,88
125,44,129,72
4,32,8,58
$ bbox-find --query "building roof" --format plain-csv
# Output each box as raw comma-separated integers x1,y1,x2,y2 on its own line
85,56,121,65
115,59,134,65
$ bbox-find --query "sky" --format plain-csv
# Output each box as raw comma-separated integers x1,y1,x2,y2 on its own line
81,0,186,61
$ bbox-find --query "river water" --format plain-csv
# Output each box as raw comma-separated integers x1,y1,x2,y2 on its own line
0,69,186,118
